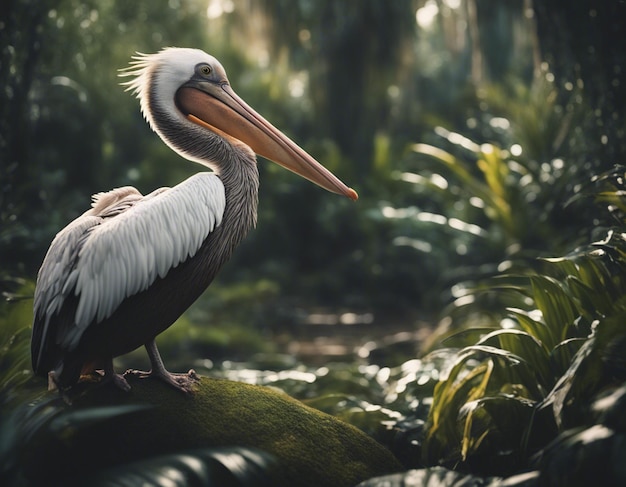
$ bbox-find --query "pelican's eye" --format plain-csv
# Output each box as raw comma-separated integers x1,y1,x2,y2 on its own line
200,64,212,76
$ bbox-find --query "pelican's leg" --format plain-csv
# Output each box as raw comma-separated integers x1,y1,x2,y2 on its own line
102,358,131,392
125,339,199,393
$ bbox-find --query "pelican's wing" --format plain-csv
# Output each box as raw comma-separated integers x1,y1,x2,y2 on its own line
32,214,106,373
32,172,225,370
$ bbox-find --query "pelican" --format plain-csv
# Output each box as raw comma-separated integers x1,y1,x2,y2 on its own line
31,47,357,393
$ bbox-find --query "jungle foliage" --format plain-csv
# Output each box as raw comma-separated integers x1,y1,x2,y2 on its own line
2,0,626,486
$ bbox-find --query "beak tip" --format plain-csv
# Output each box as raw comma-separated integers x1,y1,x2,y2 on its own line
347,188,359,201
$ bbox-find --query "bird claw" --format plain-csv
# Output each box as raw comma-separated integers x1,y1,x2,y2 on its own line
110,373,132,392
124,368,199,393
123,368,152,380
94,369,132,392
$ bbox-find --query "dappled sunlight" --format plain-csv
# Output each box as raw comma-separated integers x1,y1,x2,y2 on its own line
206,0,234,19
304,311,374,326
395,170,449,190
217,364,319,386
415,0,439,29
189,342,453,424
433,126,482,153
381,202,487,250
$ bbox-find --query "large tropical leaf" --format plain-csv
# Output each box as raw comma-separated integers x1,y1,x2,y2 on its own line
356,466,540,487
81,447,275,487
0,398,152,485
533,425,626,487
424,345,546,470
474,329,552,392
540,314,626,429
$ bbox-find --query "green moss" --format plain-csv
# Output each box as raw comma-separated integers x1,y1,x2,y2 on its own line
24,376,402,486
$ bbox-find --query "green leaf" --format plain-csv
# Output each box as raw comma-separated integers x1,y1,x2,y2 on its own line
425,345,544,467
441,328,500,348
458,395,535,464
84,447,276,487
476,329,552,391
535,425,625,486
507,308,553,355
542,310,626,429
529,276,578,347
549,338,586,377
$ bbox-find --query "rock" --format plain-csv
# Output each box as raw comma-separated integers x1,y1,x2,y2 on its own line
25,376,402,487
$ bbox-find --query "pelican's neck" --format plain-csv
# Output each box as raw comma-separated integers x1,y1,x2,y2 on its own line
218,148,259,243
147,87,259,245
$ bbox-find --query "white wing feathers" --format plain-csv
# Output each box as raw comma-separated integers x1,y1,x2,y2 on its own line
35,172,225,352
33,215,104,366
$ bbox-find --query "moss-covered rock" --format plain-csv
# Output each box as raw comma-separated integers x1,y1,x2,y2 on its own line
24,376,402,486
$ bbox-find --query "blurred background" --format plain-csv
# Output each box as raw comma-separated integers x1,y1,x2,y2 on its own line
2,0,625,364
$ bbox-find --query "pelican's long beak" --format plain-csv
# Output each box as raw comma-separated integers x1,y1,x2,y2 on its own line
176,83,358,201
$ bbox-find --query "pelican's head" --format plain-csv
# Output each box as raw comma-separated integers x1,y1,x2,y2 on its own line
121,47,357,200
